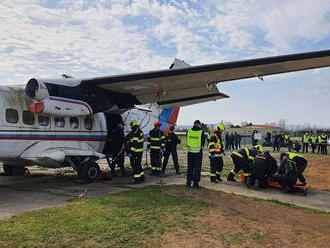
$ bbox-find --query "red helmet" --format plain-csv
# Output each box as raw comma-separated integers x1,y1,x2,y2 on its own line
154,121,161,127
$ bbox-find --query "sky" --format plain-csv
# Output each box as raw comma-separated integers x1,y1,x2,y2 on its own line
1,0,330,127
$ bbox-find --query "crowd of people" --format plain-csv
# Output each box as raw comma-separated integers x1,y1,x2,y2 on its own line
271,132,328,155
105,119,326,194
186,121,308,192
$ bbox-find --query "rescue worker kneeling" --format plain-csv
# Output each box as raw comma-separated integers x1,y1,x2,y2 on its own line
247,151,277,188
127,120,145,184
271,153,298,193
280,152,308,186
227,145,263,182
208,124,225,183
148,121,165,176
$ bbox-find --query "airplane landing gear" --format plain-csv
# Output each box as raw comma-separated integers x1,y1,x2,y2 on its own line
78,161,101,183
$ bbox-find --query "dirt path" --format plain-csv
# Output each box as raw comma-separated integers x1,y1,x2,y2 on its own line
161,187,330,248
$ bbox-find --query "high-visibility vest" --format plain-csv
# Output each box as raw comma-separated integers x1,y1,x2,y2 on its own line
310,136,317,143
187,129,203,153
320,135,328,144
287,152,304,160
303,135,310,143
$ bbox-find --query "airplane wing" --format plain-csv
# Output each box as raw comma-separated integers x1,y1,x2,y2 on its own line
82,49,330,107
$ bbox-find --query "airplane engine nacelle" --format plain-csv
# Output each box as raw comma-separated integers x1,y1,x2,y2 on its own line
25,78,49,101
29,97,93,117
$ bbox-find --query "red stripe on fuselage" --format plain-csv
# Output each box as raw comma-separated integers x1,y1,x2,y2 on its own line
0,137,107,141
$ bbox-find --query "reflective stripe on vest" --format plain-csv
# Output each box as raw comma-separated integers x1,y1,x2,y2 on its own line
187,129,203,153
232,151,244,158
245,148,254,161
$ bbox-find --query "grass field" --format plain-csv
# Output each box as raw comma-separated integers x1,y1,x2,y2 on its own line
1,185,330,248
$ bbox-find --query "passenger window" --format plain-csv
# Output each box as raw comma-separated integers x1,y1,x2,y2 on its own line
23,111,35,125
38,115,49,126
84,117,93,130
55,117,65,128
70,117,79,129
5,109,18,124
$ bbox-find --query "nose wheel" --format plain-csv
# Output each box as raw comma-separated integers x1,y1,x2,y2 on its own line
78,161,101,183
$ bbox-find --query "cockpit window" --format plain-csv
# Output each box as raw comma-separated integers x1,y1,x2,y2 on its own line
23,111,35,125
55,117,65,128
5,109,18,123
84,117,93,130
70,117,79,129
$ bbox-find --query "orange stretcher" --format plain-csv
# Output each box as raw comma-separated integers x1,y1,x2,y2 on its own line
239,174,308,196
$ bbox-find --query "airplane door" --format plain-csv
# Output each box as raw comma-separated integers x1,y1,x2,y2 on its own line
103,113,123,155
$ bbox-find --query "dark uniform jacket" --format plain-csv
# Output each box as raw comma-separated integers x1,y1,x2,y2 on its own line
251,153,277,179
148,128,165,150
278,159,297,179
127,128,144,154
165,132,181,150
232,148,257,164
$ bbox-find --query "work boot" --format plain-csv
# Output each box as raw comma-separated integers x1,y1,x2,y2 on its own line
186,181,192,188
176,171,181,175
216,174,222,182
140,175,145,182
227,172,236,182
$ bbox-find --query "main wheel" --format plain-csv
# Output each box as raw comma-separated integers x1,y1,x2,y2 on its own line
78,161,101,183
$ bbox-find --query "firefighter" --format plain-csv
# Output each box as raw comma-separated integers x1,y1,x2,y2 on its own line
105,120,126,177
208,124,225,183
280,152,307,186
271,153,298,192
247,151,277,188
148,121,165,176
127,120,145,184
320,133,328,155
310,133,317,153
186,120,205,188
302,132,310,153
227,145,263,182
162,125,181,175
284,133,291,144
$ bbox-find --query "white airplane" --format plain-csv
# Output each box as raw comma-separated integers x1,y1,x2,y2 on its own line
0,50,329,182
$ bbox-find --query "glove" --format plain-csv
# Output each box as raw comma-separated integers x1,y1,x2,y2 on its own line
210,155,215,159
128,153,132,158
160,148,164,153
222,152,226,156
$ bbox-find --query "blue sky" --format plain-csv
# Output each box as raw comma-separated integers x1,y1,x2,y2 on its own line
0,0,330,127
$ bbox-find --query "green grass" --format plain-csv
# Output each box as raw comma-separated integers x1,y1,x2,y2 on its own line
0,186,209,248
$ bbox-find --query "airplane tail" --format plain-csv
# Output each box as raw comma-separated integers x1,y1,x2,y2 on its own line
159,107,180,133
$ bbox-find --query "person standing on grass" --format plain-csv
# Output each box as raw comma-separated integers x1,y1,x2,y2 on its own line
186,120,205,189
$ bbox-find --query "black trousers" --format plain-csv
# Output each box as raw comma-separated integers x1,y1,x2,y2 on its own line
303,143,309,153
162,148,179,172
273,142,280,152
321,144,328,155
296,160,307,184
187,152,202,185
311,143,317,153
231,155,250,174
150,149,162,174
210,156,223,181
131,152,143,182
272,174,297,188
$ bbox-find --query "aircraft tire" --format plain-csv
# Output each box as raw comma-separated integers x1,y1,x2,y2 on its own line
78,161,101,183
